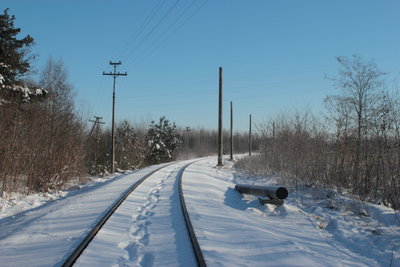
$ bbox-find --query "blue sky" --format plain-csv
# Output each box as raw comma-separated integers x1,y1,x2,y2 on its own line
4,0,400,132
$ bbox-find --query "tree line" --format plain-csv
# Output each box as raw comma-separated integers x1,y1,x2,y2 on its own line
85,120,257,175
236,55,400,210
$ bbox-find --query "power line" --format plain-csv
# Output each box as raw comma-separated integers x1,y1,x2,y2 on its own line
116,0,166,60
123,0,181,66
126,0,197,65
127,0,208,69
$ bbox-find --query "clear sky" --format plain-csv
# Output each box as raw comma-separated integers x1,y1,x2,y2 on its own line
3,0,400,132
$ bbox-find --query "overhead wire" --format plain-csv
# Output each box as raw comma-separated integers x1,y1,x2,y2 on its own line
115,0,166,60
124,0,198,66
127,0,209,70
109,0,209,73
122,0,181,67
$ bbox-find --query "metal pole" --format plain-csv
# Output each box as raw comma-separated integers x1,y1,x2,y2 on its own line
249,114,252,156
185,126,191,159
230,101,233,161
217,67,223,166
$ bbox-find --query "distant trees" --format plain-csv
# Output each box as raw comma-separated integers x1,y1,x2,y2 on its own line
85,117,182,173
178,128,218,159
176,128,258,159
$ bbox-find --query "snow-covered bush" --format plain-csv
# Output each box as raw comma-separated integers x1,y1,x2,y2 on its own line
145,117,181,164
115,120,147,170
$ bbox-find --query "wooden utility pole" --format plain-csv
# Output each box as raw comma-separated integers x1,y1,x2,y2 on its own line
217,67,223,166
249,114,252,156
235,132,241,152
88,116,105,168
230,101,233,161
89,116,105,137
185,126,191,159
102,61,127,173
272,121,276,140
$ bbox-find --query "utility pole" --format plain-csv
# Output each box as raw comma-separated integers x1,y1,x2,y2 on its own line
89,116,105,137
235,132,241,153
88,116,105,169
184,126,191,159
272,121,276,140
249,114,252,156
217,67,223,166
102,61,127,173
230,101,233,161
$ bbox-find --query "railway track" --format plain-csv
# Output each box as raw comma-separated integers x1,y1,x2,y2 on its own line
62,160,206,267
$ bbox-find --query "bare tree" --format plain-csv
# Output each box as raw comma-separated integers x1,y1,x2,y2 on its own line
325,55,386,189
32,58,85,191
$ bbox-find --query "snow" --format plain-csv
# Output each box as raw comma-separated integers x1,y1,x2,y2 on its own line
0,67,46,102
230,162,400,266
0,157,399,266
0,191,68,219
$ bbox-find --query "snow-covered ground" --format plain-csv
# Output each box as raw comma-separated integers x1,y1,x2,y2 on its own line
181,158,399,266
0,157,399,266
0,163,171,266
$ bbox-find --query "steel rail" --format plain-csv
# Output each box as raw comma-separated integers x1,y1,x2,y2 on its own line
61,163,173,267
178,161,207,267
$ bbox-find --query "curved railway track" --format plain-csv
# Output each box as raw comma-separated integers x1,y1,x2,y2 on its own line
62,160,206,267
178,162,206,267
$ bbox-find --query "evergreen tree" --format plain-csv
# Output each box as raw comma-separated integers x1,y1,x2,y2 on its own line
145,117,181,164
0,8,43,103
